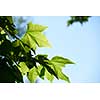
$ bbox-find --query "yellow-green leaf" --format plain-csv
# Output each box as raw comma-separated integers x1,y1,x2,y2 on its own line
21,22,51,50
27,22,48,32
57,69,70,83
29,32,51,47
27,67,38,83
22,32,37,50
18,62,29,75
45,69,54,82
51,56,75,67
49,64,70,83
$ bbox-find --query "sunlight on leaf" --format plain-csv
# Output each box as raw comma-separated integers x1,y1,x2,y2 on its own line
27,67,38,83
18,62,29,75
27,22,48,32
21,22,51,50
51,56,75,67
45,69,54,82
57,68,70,83
22,32,37,50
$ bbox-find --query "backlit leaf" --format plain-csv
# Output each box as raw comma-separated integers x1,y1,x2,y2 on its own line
51,56,75,67
37,65,54,82
35,55,58,79
27,22,48,32
19,62,29,75
21,22,51,50
45,69,54,82
57,67,70,83
27,67,38,83
46,56,74,82
21,32,37,50
49,65,70,83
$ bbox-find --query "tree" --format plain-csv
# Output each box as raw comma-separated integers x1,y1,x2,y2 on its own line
0,16,75,83
67,16,91,26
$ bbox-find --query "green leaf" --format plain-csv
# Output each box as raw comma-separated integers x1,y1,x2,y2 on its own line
39,67,45,79
59,72,70,83
50,65,70,83
35,54,48,62
46,56,74,82
35,65,45,79
44,64,58,79
0,63,15,83
0,34,6,41
12,65,23,83
58,70,70,83
30,32,51,48
27,67,38,83
21,32,37,50
12,40,30,53
22,22,51,50
51,56,75,67
0,39,12,56
27,22,48,32
12,40,20,47
36,54,48,58
67,16,91,26
67,20,74,26
6,16,13,24
18,62,29,75
35,55,58,79
0,30,5,34
37,65,54,82
45,69,54,82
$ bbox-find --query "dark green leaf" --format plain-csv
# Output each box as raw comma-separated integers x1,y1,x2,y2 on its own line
37,65,54,82
67,16,91,26
35,55,58,79
39,67,45,79
12,65,23,83
35,54,48,62
0,34,6,41
44,64,58,79
24,54,37,69
0,39,12,56
0,63,15,83
6,16,13,24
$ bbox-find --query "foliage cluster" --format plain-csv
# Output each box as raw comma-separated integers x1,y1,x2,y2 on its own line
67,16,91,26
0,16,74,83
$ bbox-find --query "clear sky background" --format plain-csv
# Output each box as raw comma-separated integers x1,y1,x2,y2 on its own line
20,16,100,83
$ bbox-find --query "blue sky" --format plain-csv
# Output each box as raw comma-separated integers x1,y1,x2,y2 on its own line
22,16,100,83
